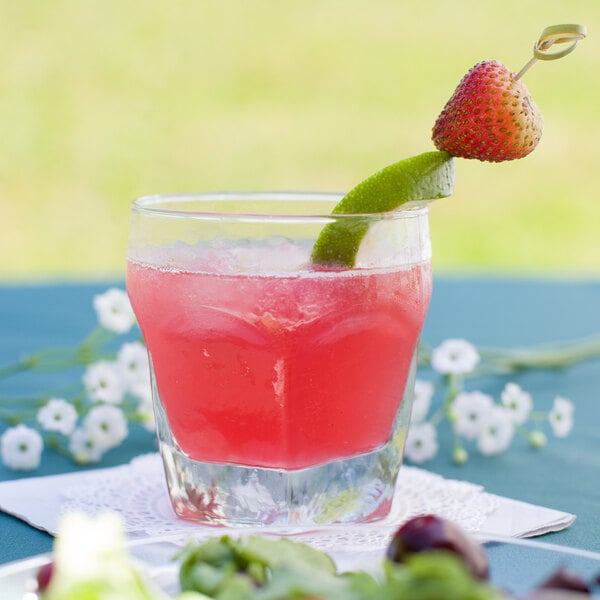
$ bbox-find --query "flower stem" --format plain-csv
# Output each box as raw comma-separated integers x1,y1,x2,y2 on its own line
429,373,463,427
471,334,600,377
78,327,119,363
0,327,119,380
0,408,35,425
45,434,74,460
0,360,32,379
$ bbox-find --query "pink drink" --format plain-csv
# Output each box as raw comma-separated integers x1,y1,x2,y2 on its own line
127,246,430,470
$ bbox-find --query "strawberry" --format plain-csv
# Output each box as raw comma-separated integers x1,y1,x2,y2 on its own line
432,60,543,162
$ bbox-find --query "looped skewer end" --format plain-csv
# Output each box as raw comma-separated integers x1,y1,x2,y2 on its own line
514,23,587,80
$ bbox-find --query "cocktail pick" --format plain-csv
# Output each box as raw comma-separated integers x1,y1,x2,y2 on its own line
514,23,587,80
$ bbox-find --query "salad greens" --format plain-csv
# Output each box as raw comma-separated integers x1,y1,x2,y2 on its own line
40,513,502,600
178,536,499,600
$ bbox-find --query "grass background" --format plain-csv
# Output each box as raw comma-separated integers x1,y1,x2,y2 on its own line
1,0,598,281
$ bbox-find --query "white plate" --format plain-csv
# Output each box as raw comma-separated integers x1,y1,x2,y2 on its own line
1,533,600,598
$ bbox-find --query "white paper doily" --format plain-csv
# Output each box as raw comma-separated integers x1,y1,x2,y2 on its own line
59,453,499,553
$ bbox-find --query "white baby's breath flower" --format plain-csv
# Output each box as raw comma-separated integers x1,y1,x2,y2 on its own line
134,391,156,432
128,375,155,431
93,288,136,334
1,424,44,471
500,382,533,425
431,338,480,375
451,390,494,440
130,379,152,404
404,422,438,464
84,404,128,451
477,406,514,456
549,396,575,438
137,403,156,432
83,361,125,404
117,341,150,390
69,428,104,464
37,397,78,435
411,379,434,423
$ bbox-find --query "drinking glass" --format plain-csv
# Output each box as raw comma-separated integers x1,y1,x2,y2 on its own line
126,192,432,526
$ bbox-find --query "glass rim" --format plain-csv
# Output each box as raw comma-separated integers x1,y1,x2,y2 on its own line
132,191,430,221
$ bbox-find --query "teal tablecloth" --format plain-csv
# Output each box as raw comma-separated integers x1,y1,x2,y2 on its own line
1,278,599,566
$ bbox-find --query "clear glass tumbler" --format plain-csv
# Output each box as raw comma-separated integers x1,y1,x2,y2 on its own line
126,192,432,527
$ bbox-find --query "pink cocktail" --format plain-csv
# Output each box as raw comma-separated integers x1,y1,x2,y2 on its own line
127,193,432,526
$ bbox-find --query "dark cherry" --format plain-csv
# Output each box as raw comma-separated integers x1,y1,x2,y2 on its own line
36,561,54,593
386,514,489,580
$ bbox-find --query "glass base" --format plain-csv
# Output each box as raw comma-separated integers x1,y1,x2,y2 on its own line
153,356,417,527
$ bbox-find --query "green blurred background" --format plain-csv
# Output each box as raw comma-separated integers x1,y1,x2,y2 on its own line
1,0,598,281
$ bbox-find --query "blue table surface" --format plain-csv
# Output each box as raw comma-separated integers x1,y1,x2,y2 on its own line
1,277,599,568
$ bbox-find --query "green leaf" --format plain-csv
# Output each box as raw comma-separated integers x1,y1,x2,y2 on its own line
383,553,503,600
234,536,337,575
178,536,339,600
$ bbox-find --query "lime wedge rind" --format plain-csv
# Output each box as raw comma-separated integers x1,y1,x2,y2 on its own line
310,151,455,267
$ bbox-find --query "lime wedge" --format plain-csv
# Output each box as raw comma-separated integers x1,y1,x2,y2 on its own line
310,151,455,267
